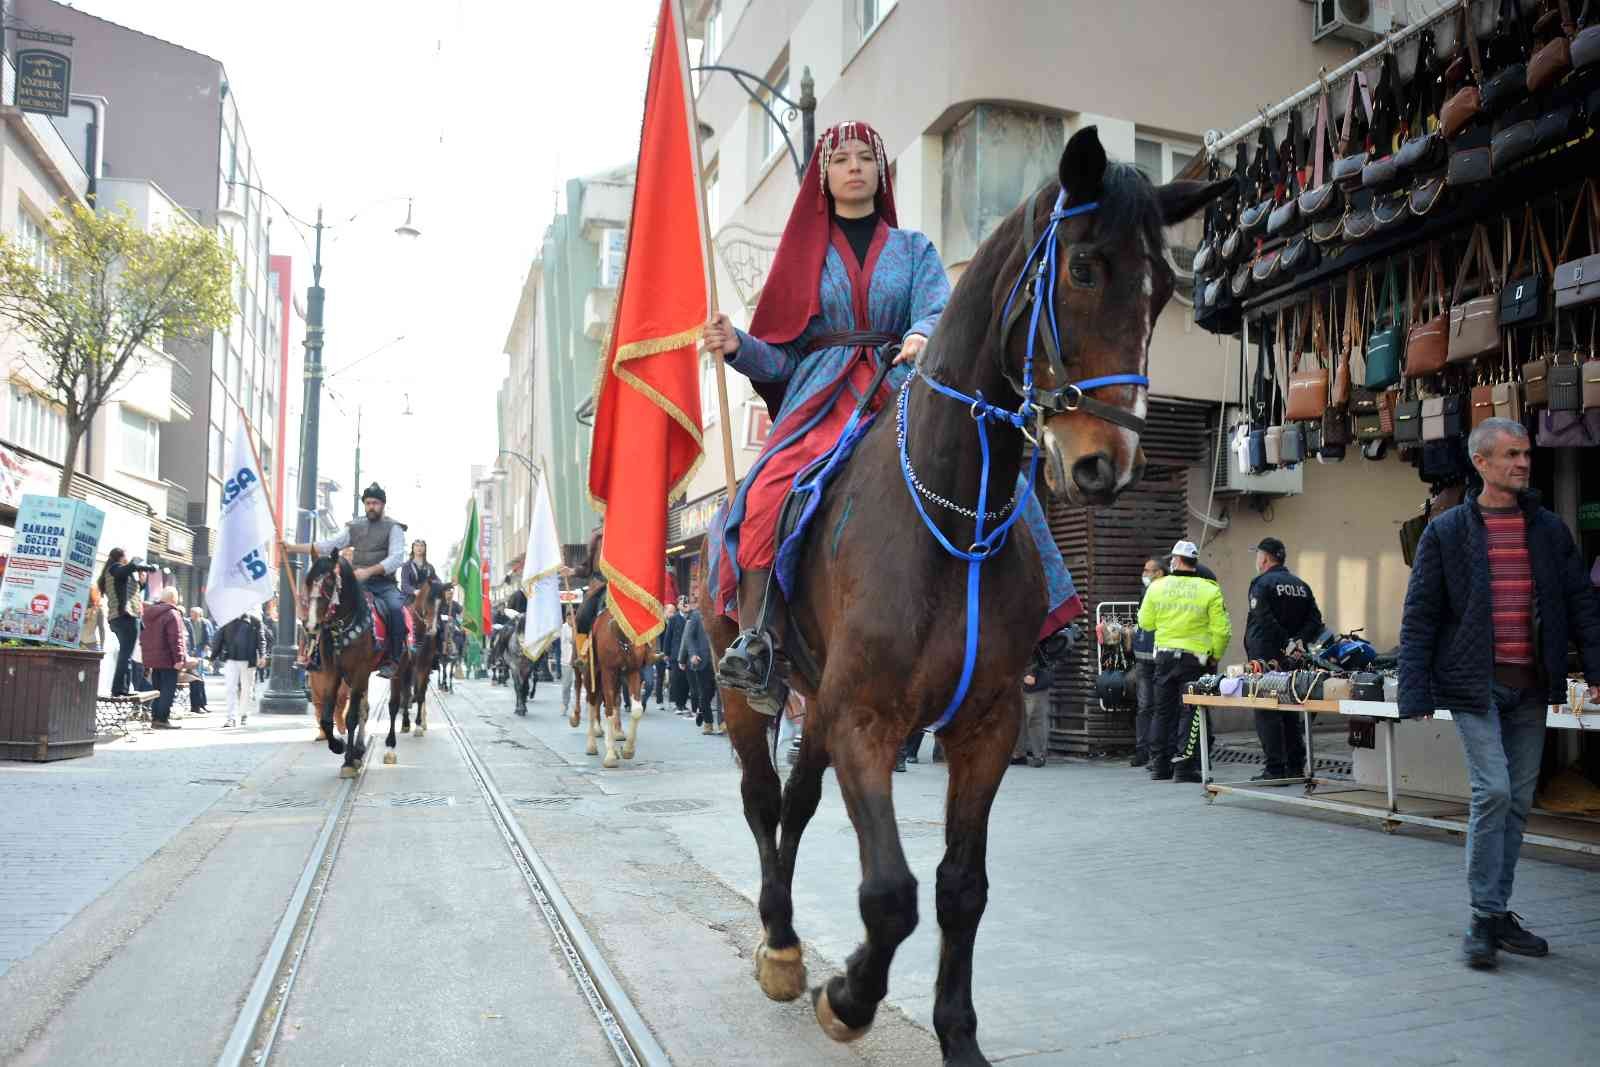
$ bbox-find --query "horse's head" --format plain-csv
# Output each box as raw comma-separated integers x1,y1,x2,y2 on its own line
304,554,353,630
411,578,447,627
999,127,1229,505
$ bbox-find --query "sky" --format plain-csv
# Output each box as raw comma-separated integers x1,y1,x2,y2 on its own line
67,0,659,554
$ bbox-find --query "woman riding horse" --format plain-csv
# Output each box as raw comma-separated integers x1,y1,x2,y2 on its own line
705,120,1081,715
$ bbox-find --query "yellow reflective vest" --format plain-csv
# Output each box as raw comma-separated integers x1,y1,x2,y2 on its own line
1136,572,1232,662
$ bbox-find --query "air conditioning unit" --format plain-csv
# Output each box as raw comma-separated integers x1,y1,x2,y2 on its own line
1312,0,1395,46
1210,415,1305,498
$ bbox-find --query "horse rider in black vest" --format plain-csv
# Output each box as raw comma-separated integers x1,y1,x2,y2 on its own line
283,483,408,678
573,526,607,636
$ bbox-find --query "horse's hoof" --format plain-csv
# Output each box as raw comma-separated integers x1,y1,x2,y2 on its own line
754,942,807,1002
569,715,580,729
328,736,346,755
401,723,411,734
812,985,870,1043
383,751,397,765
621,745,636,760
415,725,426,737
315,729,327,742
586,741,599,756
602,752,619,769
338,764,358,779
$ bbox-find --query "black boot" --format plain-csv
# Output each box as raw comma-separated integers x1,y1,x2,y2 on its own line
1463,914,1498,969
1495,912,1548,957
715,567,787,717
1148,760,1173,781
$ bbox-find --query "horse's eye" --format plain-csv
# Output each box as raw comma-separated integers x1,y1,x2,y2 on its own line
1069,261,1095,287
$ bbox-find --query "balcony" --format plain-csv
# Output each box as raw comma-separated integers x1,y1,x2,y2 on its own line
578,177,634,241
165,481,189,524
582,287,616,342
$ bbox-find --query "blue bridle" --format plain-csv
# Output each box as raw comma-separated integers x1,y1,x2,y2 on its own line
900,190,1147,733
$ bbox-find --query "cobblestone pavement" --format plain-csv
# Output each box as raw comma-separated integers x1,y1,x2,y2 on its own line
479,678,1600,1067
0,682,306,977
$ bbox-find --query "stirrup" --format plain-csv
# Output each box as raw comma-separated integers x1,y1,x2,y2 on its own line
716,629,785,717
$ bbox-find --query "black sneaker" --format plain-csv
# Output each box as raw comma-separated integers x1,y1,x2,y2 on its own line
1463,914,1498,969
1009,756,1028,766
1149,763,1174,781
1173,769,1203,784
1495,912,1548,957
1129,752,1148,768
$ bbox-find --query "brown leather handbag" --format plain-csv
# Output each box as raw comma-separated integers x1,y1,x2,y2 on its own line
1448,224,1503,364
1523,331,1552,407
1405,245,1450,378
1528,0,1576,93
1333,274,1357,409
1441,7,1486,139
1555,178,1600,310
1495,334,1525,420
1287,303,1330,422
1470,377,1497,429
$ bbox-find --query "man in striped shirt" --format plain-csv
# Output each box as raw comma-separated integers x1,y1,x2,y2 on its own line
1401,418,1600,970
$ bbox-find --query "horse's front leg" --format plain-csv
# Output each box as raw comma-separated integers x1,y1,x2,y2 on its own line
340,676,369,777
600,674,621,769
812,707,919,1044
384,666,401,766
929,695,1018,1067
584,687,600,755
723,685,813,1002
317,683,345,755
621,667,643,760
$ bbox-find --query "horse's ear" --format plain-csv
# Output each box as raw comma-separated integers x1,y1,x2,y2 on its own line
1156,176,1233,227
1059,126,1107,204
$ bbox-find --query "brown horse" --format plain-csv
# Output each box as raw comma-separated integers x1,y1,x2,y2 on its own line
571,607,654,768
700,128,1227,1065
385,576,445,760
304,555,383,777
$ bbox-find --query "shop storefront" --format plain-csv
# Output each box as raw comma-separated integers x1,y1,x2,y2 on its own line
1166,0,1600,846
666,490,726,603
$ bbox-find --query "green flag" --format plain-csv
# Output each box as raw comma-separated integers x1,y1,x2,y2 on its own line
453,498,485,637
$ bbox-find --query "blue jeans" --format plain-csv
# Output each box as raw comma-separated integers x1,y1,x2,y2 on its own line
1455,683,1547,917
365,578,407,661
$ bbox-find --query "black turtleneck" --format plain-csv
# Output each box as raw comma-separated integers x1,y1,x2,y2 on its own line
833,211,878,267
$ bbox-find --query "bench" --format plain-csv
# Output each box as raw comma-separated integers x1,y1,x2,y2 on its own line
96,690,159,733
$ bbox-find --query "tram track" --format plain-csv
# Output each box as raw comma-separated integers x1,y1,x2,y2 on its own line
215,687,667,1067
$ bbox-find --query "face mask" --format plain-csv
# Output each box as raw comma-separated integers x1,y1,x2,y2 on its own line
1141,575,1153,588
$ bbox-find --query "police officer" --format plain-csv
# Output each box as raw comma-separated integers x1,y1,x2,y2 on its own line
1137,540,1232,783
1246,536,1325,782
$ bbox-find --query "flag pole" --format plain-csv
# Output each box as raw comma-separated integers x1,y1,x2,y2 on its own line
233,402,298,605
673,0,737,507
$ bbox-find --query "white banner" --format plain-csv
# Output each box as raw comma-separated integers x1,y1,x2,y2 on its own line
205,420,275,626
520,471,563,661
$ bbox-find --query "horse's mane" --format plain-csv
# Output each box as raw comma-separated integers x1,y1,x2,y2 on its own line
922,162,1167,378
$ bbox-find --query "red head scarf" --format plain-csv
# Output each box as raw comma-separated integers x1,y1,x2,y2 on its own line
748,121,899,345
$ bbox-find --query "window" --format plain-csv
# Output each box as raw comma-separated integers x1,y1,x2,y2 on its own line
209,422,224,481
599,227,626,288
760,64,791,164
211,374,225,423
16,210,60,280
701,2,722,69
704,160,720,230
120,408,160,478
700,355,718,427
1134,134,1202,271
8,386,67,462
848,0,897,50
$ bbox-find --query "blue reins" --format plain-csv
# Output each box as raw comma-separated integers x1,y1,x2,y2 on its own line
899,190,1147,734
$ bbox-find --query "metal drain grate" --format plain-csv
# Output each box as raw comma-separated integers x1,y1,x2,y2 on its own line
362,792,456,807
248,795,326,810
508,796,577,808
189,777,243,786
625,797,712,815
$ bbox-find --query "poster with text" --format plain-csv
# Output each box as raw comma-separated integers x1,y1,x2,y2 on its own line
0,495,105,646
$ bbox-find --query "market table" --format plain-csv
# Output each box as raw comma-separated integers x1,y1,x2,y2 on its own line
1185,692,1600,856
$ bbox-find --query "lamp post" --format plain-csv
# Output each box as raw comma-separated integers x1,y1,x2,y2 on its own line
214,188,420,715
691,65,816,180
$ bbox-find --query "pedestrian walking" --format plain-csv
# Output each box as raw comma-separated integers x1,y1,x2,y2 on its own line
211,609,268,728
1245,537,1325,782
98,548,152,696
1400,418,1600,969
1011,640,1059,768
1130,557,1164,768
559,611,576,713
676,603,719,733
139,587,193,729
1137,540,1231,783
667,596,691,713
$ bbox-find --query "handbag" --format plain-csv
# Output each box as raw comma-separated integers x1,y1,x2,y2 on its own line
1523,331,1552,406
1584,351,1600,407
1280,422,1306,464
1489,116,1537,172
1549,350,1583,410
1396,29,1448,175
1286,302,1330,422
1231,258,1253,300
1280,233,1321,275
1264,425,1284,464
1362,51,1404,192
1395,382,1425,445
1373,189,1411,234
1447,140,1494,186
1267,112,1304,239
1441,6,1487,138
1405,245,1450,378
1298,86,1343,221
1252,248,1283,288
1527,0,1576,92
1410,172,1449,217
1479,0,1531,115
1365,263,1404,388
1239,126,1276,237
1470,379,1497,429
1555,178,1600,310
1537,407,1600,444
1447,223,1503,364
1330,70,1373,187
1322,406,1352,449
1495,333,1525,420
1501,206,1553,326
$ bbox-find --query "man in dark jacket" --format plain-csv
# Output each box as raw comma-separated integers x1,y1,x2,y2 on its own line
211,610,267,728
660,602,686,713
1246,537,1325,782
1401,418,1600,969
676,605,717,733
140,588,193,728
1011,640,1061,768
1131,558,1165,767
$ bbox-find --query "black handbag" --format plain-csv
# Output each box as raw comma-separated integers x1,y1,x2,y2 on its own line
1330,70,1374,187
1395,29,1448,175
1372,189,1412,234
1447,122,1494,186
1267,113,1305,238
1490,114,1538,172
1280,232,1321,275
1239,126,1276,237
1299,86,1343,221
1479,0,1532,115
1097,670,1134,707
1395,384,1424,445
1350,672,1385,701
1550,351,1582,410
1362,51,1405,192
1411,172,1449,217
1501,205,1553,326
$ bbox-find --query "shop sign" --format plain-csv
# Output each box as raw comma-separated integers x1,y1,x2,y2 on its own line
1580,501,1600,532
559,589,581,604
0,443,57,510
678,494,723,542
0,494,104,646
13,47,72,118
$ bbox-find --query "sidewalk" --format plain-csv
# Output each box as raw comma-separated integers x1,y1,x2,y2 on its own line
0,681,310,978
488,680,1600,1066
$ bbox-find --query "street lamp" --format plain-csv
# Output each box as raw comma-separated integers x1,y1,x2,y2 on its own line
691,65,816,181
219,185,422,715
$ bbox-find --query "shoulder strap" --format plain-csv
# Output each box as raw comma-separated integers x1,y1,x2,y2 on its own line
1558,178,1597,262
1310,86,1331,187
1452,228,1480,306
1337,70,1372,156
1464,2,1485,83
1379,260,1399,325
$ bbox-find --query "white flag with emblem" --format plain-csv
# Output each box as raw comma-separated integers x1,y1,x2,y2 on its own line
205,419,275,626
521,469,563,660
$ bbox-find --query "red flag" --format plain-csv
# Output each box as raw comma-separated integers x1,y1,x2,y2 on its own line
588,0,708,644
